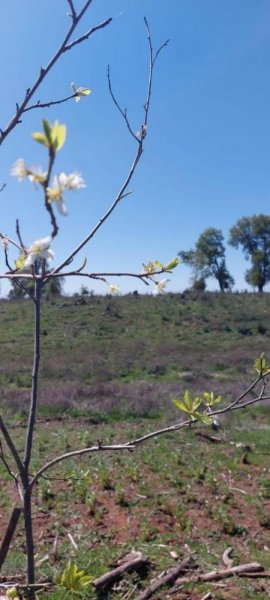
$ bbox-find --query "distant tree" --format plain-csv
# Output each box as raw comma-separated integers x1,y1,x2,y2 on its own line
179,227,234,291
191,277,207,292
80,284,90,296
229,214,270,292
46,276,65,297
8,274,64,299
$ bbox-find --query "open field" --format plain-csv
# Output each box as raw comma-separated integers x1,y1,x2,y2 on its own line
0,292,270,598
0,291,269,419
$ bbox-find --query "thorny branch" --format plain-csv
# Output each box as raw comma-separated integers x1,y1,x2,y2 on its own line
0,2,112,146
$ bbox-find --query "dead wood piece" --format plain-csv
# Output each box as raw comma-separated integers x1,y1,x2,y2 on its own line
200,593,212,600
134,556,195,600
195,432,222,443
109,550,143,568
93,552,149,590
0,508,21,570
222,546,233,568
239,571,270,578
168,561,265,594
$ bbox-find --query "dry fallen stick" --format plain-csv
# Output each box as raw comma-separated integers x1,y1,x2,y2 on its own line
134,556,195,600
222,547,233,568
168,561,265,594
194,432,222,443
92,551,149,590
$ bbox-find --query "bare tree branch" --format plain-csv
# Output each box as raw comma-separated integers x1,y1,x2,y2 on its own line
51,24,168,276
27,375,270,490
0,416,24,477
107,66,138,141
64,18,112,52
0,4,112,146
143,18,169,127
16,219,26,251
0,440,18,483
23,94,76,113
29,443,135,489
67,0,76,21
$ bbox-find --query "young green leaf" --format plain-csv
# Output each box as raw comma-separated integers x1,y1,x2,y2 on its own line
164,257,180,271
173,389,201,418
15,253,26,270
51,121,66,152
42,119,53,145
254,353,270,376
32,132,49,147
202,392,222,407
194,412,213,425
77,86,91,97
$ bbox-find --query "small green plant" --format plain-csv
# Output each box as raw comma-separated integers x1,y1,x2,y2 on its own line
115,484,129,506
55,560,93,593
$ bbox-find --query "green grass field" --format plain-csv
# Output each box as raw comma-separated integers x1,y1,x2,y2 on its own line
0,292,270,599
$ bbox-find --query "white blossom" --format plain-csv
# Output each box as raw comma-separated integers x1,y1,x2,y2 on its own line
28,166,47,185
63,172,86,190
10,159,29,181
11,159,47,186
24,236,54,267
1,236,9,249
108,284,121,295
46,175,68,215
46,172,85,215
153,279,169,295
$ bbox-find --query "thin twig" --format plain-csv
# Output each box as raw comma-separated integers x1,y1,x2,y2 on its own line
23,94,76,113
0,416,24,476
0,440,18,483
29,444,135,489
51,24,168,276
143,18,169,127
16,219,26,251
23,280,41,470
0,3,112,146
64,18,112,52
107,66,138,141
41,148,59,239
67,0,76,20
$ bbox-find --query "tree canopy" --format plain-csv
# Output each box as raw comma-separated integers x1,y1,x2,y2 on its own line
229,214,270,292
179,227,234,292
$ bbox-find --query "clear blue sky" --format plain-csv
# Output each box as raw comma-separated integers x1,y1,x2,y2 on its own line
0,0,269,295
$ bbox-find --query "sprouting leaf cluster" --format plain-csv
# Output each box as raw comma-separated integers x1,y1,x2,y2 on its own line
32,119,66,152
173,389,222,425
254,353,270,377
142,257,180,275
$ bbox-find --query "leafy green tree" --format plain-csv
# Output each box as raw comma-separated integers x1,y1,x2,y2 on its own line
179,227,234,291
229,214,270,292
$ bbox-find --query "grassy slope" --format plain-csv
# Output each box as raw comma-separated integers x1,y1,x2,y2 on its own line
0,292,270,598
0,291,269,418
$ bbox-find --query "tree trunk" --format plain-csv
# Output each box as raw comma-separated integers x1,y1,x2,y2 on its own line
23,488,35,600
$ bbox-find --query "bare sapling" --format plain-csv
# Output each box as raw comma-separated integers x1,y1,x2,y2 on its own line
0,3,269,599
